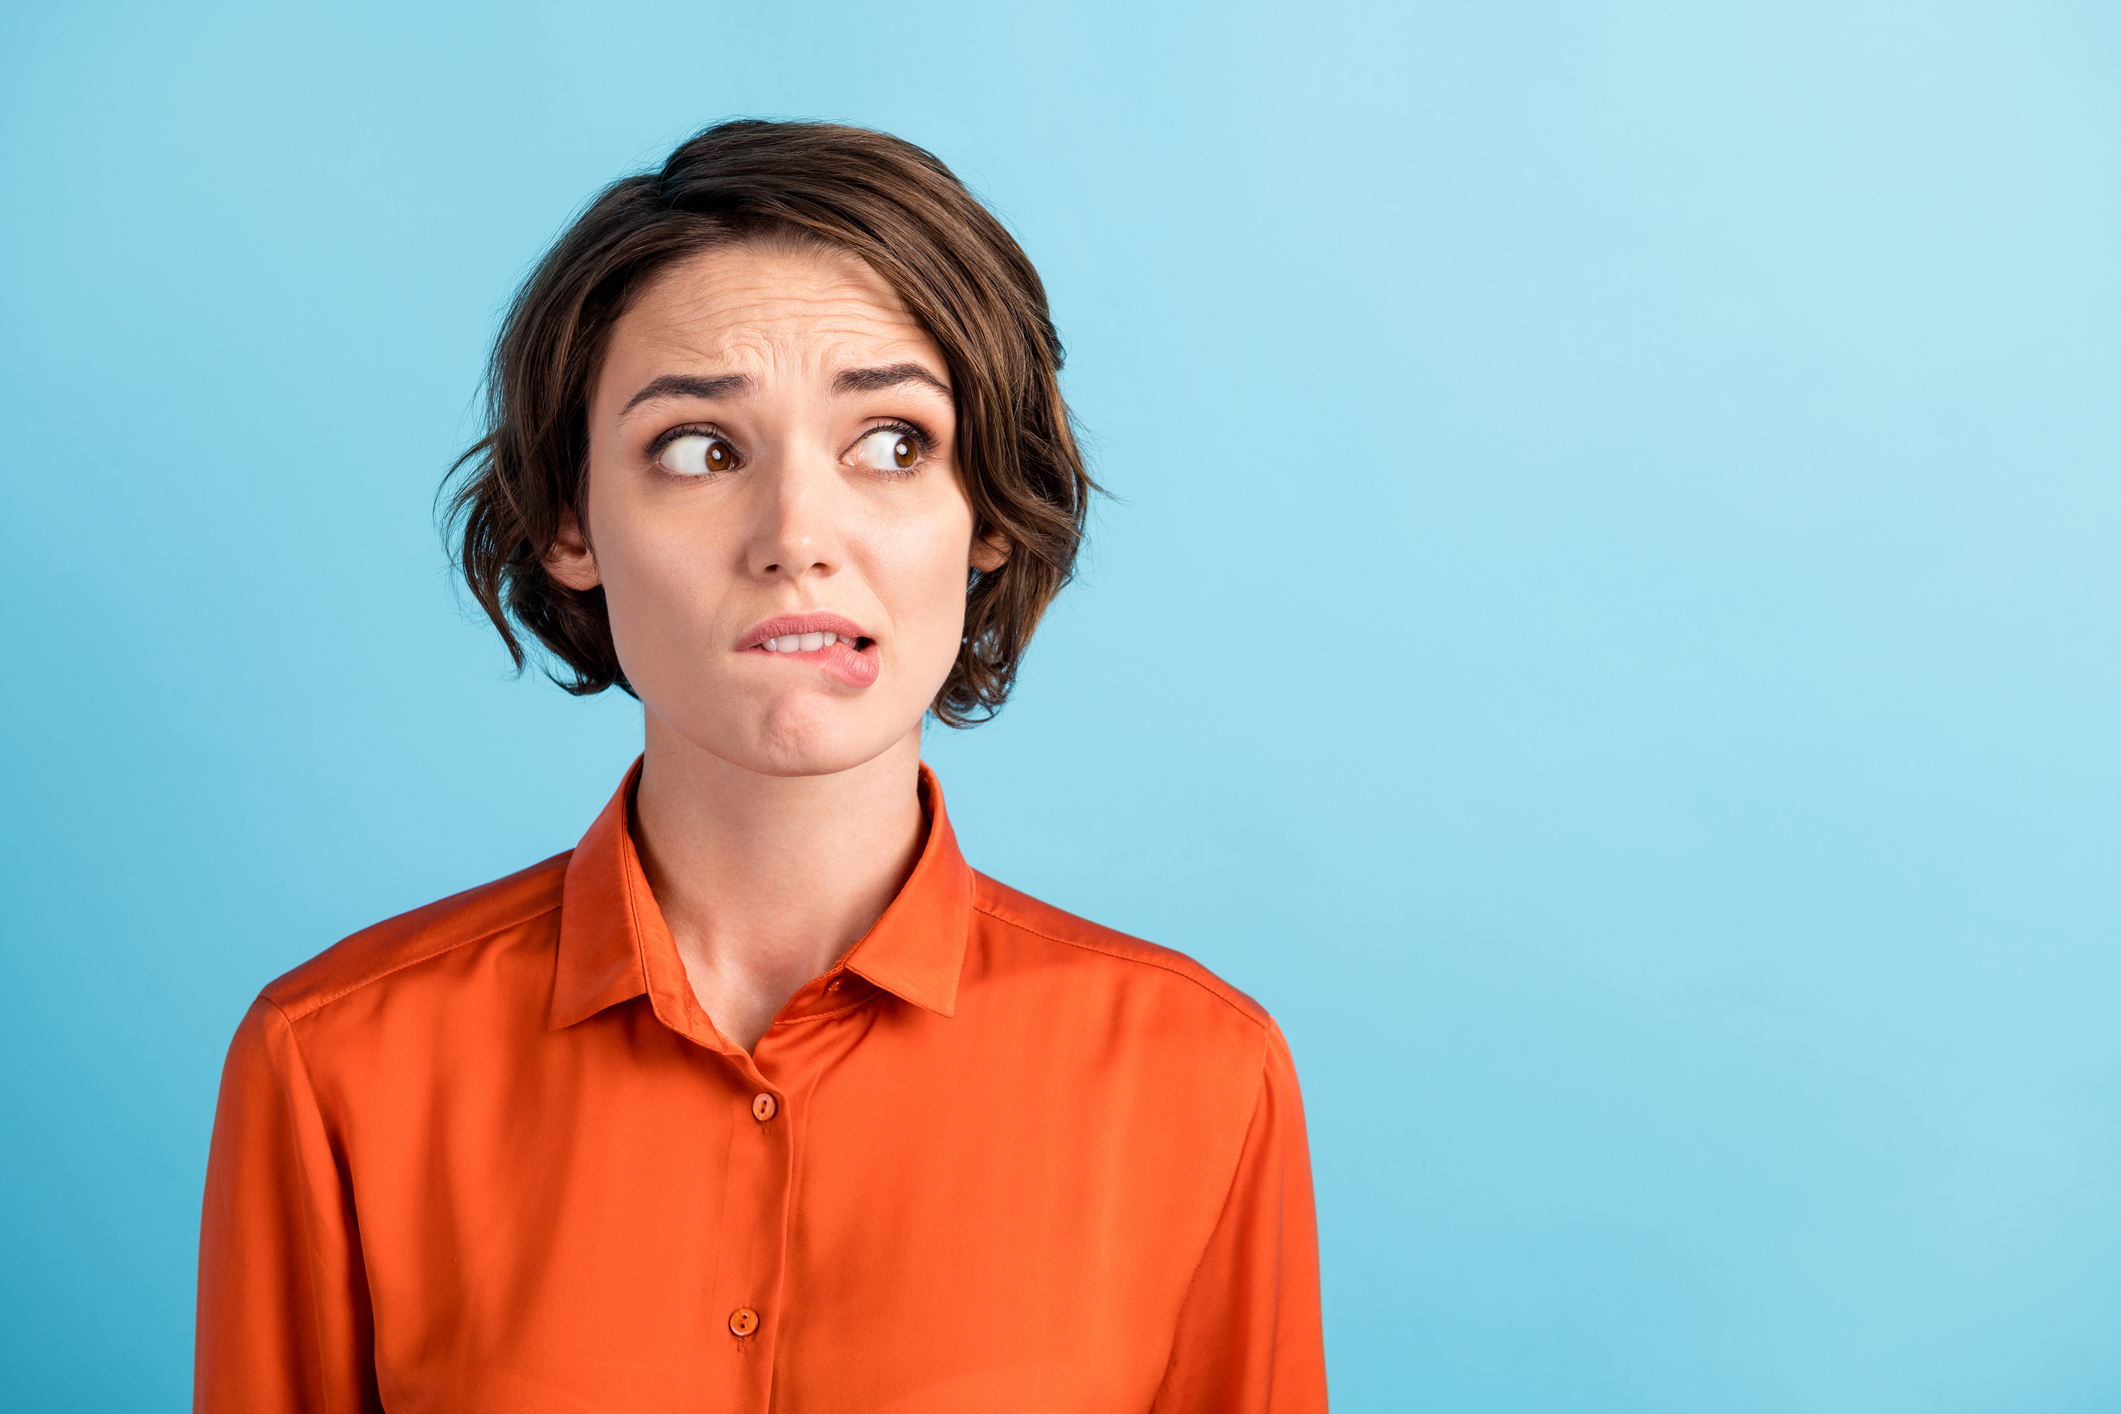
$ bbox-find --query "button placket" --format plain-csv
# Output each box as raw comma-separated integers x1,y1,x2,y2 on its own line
733,998,843,1397
710,1055,794,1399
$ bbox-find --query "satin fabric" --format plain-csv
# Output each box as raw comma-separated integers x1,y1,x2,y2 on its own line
196,763,1325,1412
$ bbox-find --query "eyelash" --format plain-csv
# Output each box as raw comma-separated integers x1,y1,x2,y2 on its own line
646,421,738,472
644,420,937,476
865,420,934,477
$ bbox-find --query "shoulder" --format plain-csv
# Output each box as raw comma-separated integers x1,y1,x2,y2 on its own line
261,852,572,1022
970,872,1272,1032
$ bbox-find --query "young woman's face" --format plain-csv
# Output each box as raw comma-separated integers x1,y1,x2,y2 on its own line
551,242,1004,778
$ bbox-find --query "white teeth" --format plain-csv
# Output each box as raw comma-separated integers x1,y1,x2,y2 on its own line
760,631,853,653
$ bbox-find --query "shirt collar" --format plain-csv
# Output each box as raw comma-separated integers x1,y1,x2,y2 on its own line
548,759,973,1039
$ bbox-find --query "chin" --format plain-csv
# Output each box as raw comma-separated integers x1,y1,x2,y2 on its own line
682,692,912,779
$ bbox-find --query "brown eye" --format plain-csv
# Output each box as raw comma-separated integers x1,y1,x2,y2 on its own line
659,433,737,477
854,427,921,473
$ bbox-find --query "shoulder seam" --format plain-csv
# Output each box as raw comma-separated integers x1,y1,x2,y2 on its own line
270,894,565,1022
249,995,339,1364
971,899,1267,1029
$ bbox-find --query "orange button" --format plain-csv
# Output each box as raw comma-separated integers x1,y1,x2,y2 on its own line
751,1093,777,1122
729,1307,759,1337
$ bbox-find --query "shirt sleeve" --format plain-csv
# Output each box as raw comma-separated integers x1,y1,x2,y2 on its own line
1152,1017,1328,1414
195,997,379,1413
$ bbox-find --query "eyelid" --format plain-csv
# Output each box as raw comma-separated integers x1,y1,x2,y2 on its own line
647,421,735,452
647,422,743,465
851,418,934,452
846,420,933,477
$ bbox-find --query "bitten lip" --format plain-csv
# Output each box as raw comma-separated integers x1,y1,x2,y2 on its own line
737,613,873,651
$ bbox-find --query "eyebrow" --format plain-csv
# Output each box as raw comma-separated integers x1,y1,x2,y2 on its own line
832,363,952,399
620,373,752,415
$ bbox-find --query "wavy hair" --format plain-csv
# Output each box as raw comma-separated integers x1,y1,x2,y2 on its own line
444,119,1094,726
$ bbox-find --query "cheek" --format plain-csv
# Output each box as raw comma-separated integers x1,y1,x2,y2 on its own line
870,505,975,648
584,485,729,645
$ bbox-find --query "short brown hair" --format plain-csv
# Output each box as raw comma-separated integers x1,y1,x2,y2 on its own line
445,120,1093,726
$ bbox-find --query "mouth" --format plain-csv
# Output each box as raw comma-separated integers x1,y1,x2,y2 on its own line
737,613,880,689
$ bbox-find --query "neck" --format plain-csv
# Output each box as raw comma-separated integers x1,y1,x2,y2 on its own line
631,712,927,1053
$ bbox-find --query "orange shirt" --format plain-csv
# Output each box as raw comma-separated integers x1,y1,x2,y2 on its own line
196,764,1326,1413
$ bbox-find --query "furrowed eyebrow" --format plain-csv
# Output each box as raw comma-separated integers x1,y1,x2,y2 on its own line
621,373,752,415
832,363,953,400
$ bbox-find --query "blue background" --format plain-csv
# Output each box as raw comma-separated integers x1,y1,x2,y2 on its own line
3,2,2118,1408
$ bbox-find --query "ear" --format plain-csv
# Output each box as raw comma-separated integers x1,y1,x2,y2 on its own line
970,529,1012,574
544,507,602,591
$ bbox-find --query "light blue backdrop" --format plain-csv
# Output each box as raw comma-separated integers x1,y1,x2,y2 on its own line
3,2,2117,1408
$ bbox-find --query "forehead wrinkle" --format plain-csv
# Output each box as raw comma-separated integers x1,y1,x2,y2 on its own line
631,247,915,330
604,249,947,413
624,290,926,361
624,322,942,390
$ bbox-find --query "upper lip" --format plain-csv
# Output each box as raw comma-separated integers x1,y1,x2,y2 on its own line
737,612,873,650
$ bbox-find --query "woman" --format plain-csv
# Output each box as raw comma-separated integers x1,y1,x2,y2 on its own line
196,120,1325,1413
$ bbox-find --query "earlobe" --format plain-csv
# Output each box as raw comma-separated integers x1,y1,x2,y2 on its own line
970,531,1012,574
544,508,602,591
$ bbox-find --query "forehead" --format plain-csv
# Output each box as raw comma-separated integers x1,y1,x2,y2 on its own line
609,243,935,370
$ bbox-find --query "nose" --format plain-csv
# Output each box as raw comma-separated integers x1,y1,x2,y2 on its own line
745,453,844,584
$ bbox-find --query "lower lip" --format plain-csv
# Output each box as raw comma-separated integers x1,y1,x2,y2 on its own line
750,640,880,689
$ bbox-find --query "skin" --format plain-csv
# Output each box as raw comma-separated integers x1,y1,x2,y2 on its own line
545,241,1008,1051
